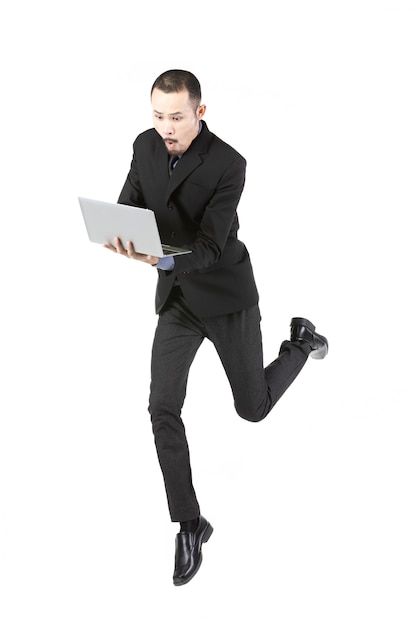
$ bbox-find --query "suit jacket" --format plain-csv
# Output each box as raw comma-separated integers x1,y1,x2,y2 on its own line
118,120,259,317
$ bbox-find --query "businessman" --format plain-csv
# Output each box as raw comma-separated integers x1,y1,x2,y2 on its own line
104,69,328,586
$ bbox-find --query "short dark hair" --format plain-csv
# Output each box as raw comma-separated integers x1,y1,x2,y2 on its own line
151,69,201,107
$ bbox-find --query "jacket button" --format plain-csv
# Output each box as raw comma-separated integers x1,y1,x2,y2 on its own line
170,232,175,238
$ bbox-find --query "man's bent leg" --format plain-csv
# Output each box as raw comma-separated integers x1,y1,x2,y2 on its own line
207,305,311,422
149,309,204,521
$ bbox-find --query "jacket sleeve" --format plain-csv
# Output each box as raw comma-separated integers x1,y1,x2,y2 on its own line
117,147,146,208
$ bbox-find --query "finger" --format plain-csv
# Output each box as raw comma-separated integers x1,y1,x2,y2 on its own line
126,241,136,259
114,237,127,255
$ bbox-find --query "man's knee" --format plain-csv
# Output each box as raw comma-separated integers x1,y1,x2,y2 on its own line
234,402,268,423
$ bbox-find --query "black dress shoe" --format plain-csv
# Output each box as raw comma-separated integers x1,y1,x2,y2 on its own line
290,317,328,359
173,516,213,586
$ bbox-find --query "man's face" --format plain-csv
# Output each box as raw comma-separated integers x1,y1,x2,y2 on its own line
151,88,206,155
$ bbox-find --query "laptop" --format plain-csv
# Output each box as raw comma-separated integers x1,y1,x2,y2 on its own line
78,197,191,257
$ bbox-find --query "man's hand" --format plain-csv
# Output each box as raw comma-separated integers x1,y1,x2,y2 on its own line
104,237,159,265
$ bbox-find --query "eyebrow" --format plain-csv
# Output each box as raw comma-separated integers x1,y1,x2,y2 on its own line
153,109,183,116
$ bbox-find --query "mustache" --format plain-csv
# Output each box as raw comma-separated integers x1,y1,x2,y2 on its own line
164,138,178,144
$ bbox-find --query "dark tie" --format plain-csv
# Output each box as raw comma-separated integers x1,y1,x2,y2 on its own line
169,155,179,175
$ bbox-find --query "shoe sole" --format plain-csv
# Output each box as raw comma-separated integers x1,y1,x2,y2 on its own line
290,317,315,332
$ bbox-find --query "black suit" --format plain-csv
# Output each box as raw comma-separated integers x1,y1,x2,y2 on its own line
118,121,310,522
118,121,258,317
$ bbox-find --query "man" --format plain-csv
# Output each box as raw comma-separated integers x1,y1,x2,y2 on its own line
104,69,328,586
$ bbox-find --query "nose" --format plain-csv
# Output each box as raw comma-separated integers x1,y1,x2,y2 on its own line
162,120,174,135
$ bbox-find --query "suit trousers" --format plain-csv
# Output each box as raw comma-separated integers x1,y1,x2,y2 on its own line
148,286,311,522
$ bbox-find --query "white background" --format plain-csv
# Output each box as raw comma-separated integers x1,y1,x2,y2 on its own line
1,1,416,624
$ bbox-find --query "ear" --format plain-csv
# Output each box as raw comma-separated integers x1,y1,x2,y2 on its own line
197,104,206,120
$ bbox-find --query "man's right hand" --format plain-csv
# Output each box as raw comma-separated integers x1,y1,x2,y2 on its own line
104,237,159,266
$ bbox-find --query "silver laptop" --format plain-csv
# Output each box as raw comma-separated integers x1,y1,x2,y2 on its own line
78,197,191,257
